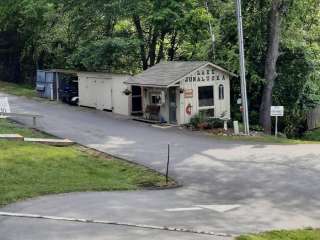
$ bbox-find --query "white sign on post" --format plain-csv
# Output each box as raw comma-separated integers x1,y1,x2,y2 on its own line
271,106,284,137
271,106,284,117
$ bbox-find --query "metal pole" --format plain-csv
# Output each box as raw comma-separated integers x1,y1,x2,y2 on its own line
236,0,250,135
275,116,278,137
166,144,170,184
205,0,215,61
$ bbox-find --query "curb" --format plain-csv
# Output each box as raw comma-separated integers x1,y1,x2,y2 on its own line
0,211,235,238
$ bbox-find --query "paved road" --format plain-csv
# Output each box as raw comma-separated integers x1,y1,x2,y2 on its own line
1,93,320,239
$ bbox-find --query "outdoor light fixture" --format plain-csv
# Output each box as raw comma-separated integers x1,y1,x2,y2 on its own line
179,88,184,94
122,89,132,95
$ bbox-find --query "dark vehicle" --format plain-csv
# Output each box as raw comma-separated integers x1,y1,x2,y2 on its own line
59,77,79,105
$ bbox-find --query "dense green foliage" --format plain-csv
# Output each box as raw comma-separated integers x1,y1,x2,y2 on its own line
0,0,319,136
303,128,320,141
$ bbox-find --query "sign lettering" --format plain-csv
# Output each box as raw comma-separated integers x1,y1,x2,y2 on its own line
271,106,284,117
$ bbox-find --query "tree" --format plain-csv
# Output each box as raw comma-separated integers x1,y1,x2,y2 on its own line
259,0,286,134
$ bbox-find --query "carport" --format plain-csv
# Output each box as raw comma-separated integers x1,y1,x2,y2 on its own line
36,69,78,102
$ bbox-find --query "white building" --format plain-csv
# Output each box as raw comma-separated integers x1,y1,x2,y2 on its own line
126,61,236,125
78,72,130,116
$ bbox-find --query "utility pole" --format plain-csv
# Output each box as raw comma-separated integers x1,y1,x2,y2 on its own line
235,0,250,135
205,0,215,61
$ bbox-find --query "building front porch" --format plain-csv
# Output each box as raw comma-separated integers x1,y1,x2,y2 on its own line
129,85,179,124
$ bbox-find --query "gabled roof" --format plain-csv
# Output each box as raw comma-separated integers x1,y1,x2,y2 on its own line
125,61,237,87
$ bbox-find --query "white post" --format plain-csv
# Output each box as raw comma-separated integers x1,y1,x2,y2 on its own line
233,121,240,135
236,0,250,135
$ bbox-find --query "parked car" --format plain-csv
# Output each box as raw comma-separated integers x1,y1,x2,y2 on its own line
59,78,79,105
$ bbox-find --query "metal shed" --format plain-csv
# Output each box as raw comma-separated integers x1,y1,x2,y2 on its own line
77,72,130,116
36,69,78,101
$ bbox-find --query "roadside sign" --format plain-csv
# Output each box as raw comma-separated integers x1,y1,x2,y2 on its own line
0,97,11,114
271,106,284,117
271,106,284,137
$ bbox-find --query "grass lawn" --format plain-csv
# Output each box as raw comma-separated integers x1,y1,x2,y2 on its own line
0,119,172,207
0,119,51,138
209,134,319,144
237,229,320,240
0,80,36,98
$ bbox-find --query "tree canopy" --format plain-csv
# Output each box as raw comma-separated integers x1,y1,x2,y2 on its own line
0,0,319,136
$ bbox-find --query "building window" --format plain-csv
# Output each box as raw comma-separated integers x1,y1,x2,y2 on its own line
219,84,224,100
151,94,161,105
198,86,214,107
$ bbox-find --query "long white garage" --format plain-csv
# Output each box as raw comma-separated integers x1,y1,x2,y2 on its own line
78,72,130,115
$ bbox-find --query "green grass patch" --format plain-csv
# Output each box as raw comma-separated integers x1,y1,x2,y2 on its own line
237,229,320,240
0,80,36,98
209,134,318,144
0,119,50,138
0,120,172,206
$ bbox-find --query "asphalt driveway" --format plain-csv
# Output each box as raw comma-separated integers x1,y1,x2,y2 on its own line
1,93,320,239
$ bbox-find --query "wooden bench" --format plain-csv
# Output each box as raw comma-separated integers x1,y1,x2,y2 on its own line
0,97,42,126
145,105,160,120
1,112,43,127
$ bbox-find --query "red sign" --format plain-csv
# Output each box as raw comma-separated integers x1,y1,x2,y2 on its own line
186,104,192,115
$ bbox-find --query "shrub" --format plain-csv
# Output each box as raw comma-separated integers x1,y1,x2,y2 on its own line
283,108,308,138
189,113,230,130
189,112,206,129
303,129,320,141
207,118,225,129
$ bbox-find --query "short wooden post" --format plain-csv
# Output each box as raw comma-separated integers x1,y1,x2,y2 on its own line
33,116,36,127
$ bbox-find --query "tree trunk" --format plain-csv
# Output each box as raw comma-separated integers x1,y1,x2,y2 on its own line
149,27,159,67
156,31,166,63
259,0,282,134
168,31,177,61
132,15,148,70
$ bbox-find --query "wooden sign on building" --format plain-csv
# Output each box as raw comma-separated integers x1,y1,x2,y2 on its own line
184,89,193,98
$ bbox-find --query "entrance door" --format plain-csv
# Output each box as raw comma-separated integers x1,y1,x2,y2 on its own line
169,87,177,123
131,86,142,115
